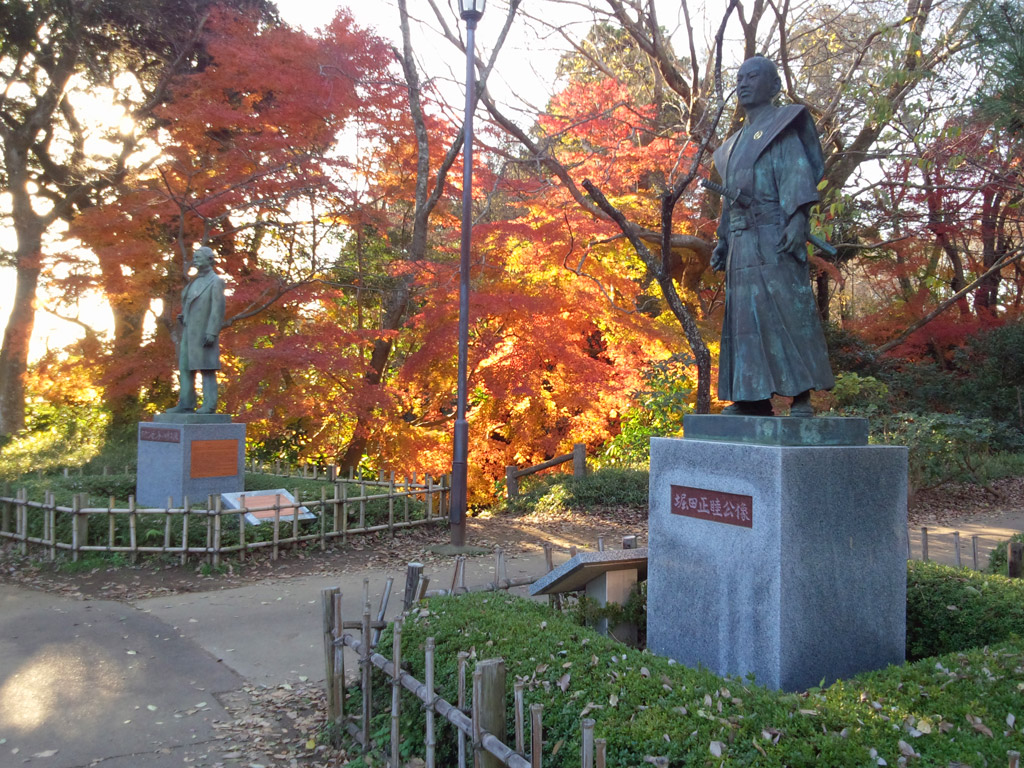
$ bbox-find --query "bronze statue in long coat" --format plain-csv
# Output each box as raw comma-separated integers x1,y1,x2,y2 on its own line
168,246,225,414
711,56,834,417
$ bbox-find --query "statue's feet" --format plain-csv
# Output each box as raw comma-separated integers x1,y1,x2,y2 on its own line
166,404,195,414
789,390,814,417
721,399,774,416
196,405,217,414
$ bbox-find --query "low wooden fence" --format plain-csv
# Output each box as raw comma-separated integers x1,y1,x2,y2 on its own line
0,474,448,564
913,526,1022,577
322,574,611,768
506,443,587,499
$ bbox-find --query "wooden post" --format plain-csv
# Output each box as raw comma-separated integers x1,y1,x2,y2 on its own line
426,474,434,520
404,563,424,611
333,592,345,719
322,587,341,721
595,738,607,768
291,488,300,551
572,442,587,478
530,703,543,768
581,718,596,768
181,496,191,565
373,576,394,647
340,483,348,542
514,680,525,753
972,535,980,570
388,470,395,537
622,535,637,550
1008,541,1023,579
390,623,402,768
473,658,506,768
71,493,82,562
1,487,11,534
506,466,519,499
48,493,56,561
458,651,469,768
272,493,281,561
1008,750,1020,768
597,535,605,552
953,531,962,567
17,488,27,556
129,496,138,563
921,527,929,562
361,601,372,750
425,636,437,768
495,547,508,590
544,543,561,610
319,486,327,551
212,496,222,567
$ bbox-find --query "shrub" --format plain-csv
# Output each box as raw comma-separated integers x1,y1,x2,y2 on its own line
502,467,648,515
358,591,1024,768
906,560,1024,659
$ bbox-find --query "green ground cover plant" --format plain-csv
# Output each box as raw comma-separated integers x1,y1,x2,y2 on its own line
349,565,1024,767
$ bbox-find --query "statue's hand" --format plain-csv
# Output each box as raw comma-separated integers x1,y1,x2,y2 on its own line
780,212,809,262
711,240,728,272
203,334,217,347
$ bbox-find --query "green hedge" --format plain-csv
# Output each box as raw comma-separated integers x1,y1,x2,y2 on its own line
357,570,1024,767
906,560,1024,659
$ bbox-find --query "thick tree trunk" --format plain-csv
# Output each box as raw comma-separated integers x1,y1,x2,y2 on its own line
0,246,41,436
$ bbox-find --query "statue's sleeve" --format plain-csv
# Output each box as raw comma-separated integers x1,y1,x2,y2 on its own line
773,127,820,217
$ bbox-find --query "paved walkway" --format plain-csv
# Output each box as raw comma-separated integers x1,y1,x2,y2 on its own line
2,512,1022,767
0,547,550,767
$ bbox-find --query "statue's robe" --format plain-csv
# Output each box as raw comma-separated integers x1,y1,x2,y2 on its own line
712,105,835,402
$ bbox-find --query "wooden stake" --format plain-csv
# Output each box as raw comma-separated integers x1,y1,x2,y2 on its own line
622,535,637,550
458,651,469,768
595,738,607,768
921,527,929,562
361,601,372,750
182,496,191,565
291,488,300,551
390,623,402,768
1008,750,1020,768
953,530,961,567
373,576,394,647
514,680,525,753
473,659,506,768
582,718,595,768
530,703,543,768
972,535,980,570
425,637,436,768
597,536,605,552
405,562,425,611
1008,541,1023,579
320,486,327,551
212,496,222,567
322,587,341,721
273,493,281,561
333,592,345,719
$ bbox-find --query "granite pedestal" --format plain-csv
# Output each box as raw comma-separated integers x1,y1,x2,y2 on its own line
647,416,907,691
136,415,245,507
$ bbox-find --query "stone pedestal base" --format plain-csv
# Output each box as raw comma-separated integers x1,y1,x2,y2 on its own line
647,432,908,691
136,417,245,507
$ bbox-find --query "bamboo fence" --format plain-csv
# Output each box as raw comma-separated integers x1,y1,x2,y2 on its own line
323,585,612,768
0,472,448,563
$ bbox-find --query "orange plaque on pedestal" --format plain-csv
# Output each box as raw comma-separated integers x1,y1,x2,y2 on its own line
190,439,239,479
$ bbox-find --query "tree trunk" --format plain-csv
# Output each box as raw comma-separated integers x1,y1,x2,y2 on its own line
0,245,42,436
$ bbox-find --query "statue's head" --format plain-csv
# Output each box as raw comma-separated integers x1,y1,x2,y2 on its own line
193,246,216,269
737,56,781,109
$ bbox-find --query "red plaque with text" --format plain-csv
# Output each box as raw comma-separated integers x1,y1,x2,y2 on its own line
190,439,239,479
670,485,753,528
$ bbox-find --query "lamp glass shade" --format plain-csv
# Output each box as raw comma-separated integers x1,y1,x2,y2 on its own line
458,0,485,19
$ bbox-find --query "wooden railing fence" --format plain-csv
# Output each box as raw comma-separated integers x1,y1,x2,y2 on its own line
913,526,1022,578
322,572,612,768
506,443,587,499
0,473,448,564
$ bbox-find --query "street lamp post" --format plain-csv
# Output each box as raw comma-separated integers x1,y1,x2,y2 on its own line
450,0,485,547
